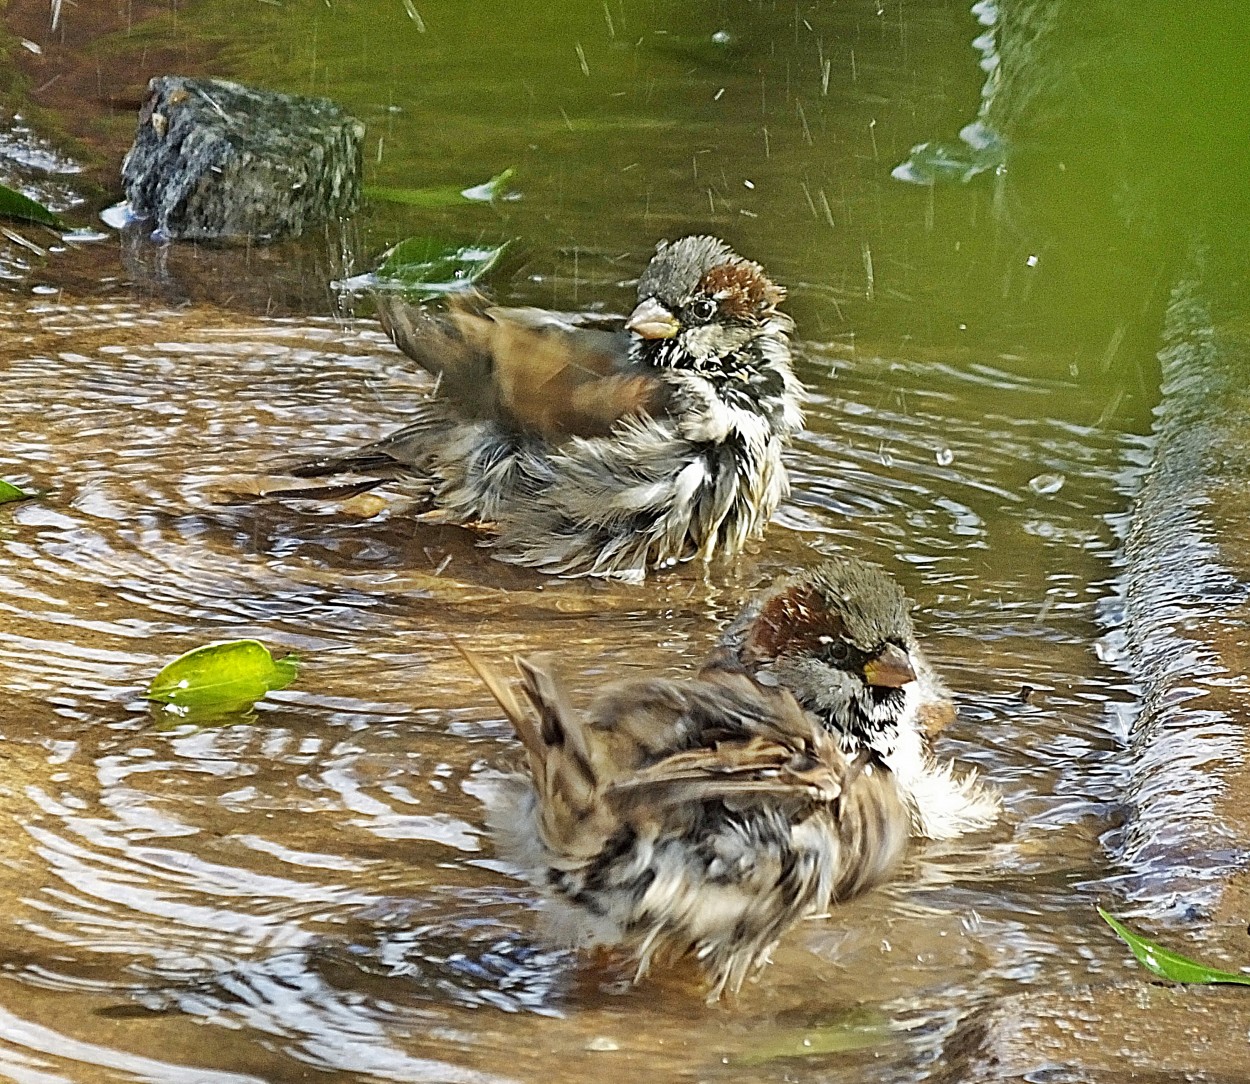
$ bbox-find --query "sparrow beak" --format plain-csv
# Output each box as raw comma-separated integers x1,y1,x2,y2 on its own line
625,297,681,340
863,643,916,689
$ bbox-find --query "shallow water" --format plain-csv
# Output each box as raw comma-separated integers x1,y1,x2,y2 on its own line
0,296,1144,1081
2,0,1242,1080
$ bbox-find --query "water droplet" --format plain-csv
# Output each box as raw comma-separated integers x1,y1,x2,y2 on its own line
586,1037,620,1052
936,448,954,466
1028,472,1065,496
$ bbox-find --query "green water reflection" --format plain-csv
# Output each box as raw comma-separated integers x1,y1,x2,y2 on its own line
101,0,1246,411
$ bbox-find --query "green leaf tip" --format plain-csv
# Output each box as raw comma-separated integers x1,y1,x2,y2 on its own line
1098,906,1250,986
0,183,63,228
460,168,516,202
145,638,300,718
363,167,517,209
0,479,35,505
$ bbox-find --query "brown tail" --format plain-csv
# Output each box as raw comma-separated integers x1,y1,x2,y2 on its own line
456,644,611,858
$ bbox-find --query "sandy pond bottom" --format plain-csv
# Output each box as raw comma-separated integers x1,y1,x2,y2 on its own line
0,294,1147,1082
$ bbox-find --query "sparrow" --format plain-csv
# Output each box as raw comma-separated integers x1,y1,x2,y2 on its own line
282,236,804,583
720,558,1001,840
459,645,909,1000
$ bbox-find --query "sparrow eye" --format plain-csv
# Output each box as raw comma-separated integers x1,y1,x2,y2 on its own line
687,298,716,323
824,641,850,664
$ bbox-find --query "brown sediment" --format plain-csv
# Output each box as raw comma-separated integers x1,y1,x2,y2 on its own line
2,0,228,183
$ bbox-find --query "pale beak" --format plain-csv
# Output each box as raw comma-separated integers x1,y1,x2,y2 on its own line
863,643,916,688
625,297,680,340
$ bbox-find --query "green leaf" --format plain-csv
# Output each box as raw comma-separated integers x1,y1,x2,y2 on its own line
364,168,516,209
145,639,299,718
0,479,34,505
0,183,63,228
1098,907,1250,986
737,1011,890,1064
460,168,515,202
374,237,510,297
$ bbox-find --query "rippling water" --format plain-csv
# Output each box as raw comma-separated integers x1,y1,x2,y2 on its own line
0,291,1147,1081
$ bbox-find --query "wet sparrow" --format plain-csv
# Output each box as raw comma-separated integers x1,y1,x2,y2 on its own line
284,236,804,582
721,558,1000,840
460,645,908,1000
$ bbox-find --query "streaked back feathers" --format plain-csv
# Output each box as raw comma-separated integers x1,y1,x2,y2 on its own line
461,645,909,998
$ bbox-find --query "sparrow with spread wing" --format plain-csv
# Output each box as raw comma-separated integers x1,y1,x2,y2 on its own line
282,236,804,583
462,643,909,1000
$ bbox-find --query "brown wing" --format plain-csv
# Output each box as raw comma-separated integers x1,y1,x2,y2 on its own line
374,292,669,439
607,735,845,812
587,665,821,768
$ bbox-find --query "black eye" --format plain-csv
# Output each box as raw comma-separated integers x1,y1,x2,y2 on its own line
824,640,850,663
687,298,716,323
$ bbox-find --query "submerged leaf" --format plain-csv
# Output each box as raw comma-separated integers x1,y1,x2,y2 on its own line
364,168,517,209
1099,907,1250,986
146,639,299,718
737,1011,890,1064
0,183,63,228
0,479,34,505
374,237,511,297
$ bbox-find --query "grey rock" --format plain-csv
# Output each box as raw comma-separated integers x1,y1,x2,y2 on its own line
1114,257,1250,914
121,75,364,244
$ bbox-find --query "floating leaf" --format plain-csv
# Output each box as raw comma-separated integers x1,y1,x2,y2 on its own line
460,168,516,202
0,183,63,228
146,639,299,719
1098,907,1250,986
891,128,1007,186
0,479,34,505
364,168,517,209
374,237,510,297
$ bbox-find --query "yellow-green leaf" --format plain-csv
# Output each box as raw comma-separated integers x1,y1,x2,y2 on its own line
737,1011,889,1064
145,639,299,717
0,479,34,505
1099,907,1250,985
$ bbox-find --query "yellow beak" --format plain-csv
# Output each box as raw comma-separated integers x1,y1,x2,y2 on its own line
863,643,916,688
625,297,680,340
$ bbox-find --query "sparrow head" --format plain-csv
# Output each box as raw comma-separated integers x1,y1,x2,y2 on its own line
724,558,921,758
626,236,792,372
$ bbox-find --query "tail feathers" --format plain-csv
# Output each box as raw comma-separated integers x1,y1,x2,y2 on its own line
514,656,599,808
277,401,452,483
458,646,613,861
229,478,388,504
286,453,409,481
454,643,536,754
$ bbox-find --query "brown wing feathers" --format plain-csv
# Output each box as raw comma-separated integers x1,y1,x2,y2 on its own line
373,292,666,440
462,648,847,824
